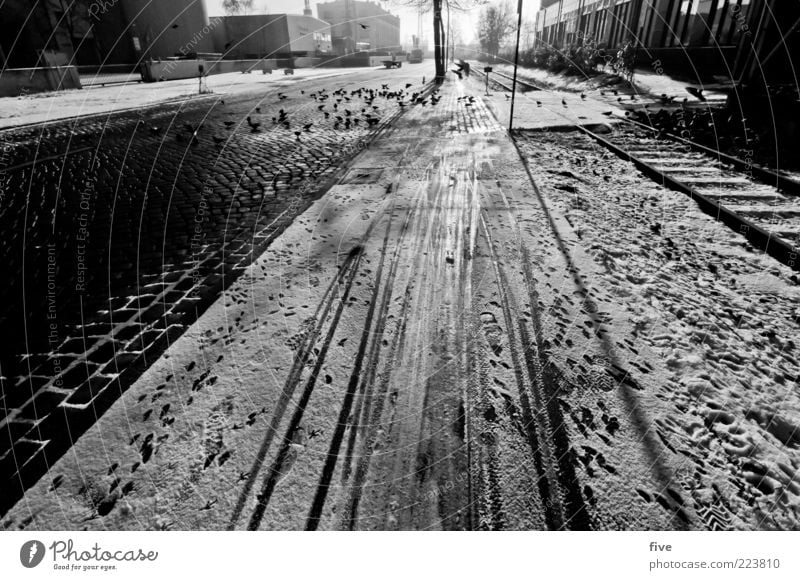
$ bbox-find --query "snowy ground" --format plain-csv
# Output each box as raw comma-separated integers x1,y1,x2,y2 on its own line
0,68,374,129
516,130,800,530
2,71,798,531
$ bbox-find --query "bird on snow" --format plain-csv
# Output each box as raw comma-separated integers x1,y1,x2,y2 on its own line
686,86,706,102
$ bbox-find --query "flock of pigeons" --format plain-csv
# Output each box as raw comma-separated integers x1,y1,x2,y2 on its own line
156,76,755,152
520,84,755,147
628,106,758,147
159,78,440,147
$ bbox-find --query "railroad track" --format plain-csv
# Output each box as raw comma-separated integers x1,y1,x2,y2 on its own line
471,64,800,272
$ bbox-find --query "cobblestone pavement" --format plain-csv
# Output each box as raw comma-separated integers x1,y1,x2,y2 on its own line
0,64,436,514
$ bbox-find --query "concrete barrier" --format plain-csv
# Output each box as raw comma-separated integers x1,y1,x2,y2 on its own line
0,66,82,96
141,58,280,82
205,58,279,74
292,57,321,69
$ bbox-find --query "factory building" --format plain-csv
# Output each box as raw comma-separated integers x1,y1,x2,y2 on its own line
212,14,332,59
536,0,758,51
316,0,401,54
0,0,214,68
534,0,800,84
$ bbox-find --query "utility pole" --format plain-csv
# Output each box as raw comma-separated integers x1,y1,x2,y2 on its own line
509,0,524,132
345,0,354,53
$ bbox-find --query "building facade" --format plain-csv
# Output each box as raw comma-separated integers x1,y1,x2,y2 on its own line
535,0,757,50
534,0,799,84
0,0,213,68
316,0,401,54
212,14,332,59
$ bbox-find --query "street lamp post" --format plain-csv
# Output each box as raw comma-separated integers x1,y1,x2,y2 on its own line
509,0,524,132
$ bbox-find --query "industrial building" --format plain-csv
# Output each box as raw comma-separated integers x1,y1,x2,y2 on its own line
316,0,401,54
212,14,332,60
536,0,756,50
534,0,800,84
0,0,214,68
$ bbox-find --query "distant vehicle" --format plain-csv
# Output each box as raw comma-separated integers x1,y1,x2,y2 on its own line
408,49,423,63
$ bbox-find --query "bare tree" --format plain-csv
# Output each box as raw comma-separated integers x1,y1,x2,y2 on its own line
222,0,255,15
477,1,515,62
391,0,487,81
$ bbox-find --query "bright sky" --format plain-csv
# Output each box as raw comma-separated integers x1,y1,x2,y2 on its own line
203,0,542,45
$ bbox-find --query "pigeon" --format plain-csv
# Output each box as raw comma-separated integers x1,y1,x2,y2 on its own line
247,116,261,131
581,92,587,100
536,101,543,107
359,23,369,29
686,86,706,102
294,131,301,139
303,123,313,131
562,98,568,107
223,121,235,128
405,83,412,88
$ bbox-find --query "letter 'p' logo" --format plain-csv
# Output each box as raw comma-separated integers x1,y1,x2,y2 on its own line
20,540,45,568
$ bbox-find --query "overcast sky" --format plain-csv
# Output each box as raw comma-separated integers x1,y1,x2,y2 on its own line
203,0,542,45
